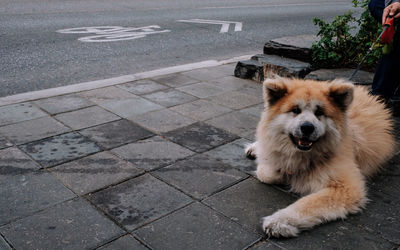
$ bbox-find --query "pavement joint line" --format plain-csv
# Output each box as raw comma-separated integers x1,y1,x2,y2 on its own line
0,55,253,107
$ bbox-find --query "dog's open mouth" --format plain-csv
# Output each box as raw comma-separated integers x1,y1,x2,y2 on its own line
290,134,315,151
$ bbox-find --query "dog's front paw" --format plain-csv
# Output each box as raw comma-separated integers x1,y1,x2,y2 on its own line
262,212,300,238
245,142,257,160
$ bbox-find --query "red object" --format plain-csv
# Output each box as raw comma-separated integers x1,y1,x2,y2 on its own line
381,17,395,44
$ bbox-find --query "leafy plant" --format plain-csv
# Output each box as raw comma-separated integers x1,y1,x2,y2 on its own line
311,0,382,71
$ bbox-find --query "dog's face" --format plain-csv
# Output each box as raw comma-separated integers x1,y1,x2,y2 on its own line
263,77,354,152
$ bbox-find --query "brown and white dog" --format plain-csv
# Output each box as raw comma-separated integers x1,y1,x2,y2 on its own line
245,77,395,237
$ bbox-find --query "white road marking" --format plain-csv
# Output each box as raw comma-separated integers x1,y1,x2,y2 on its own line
0,54,254,106
177,19,242,33
56,25,170,42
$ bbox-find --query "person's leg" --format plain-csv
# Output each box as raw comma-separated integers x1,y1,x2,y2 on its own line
369,0,385,22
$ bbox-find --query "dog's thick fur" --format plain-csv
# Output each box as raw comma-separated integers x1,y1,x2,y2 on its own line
245,77,395,237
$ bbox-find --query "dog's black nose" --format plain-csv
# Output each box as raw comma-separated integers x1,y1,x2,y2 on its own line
300,122,315,136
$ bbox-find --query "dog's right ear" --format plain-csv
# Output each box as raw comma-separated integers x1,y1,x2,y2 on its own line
263,78,288,106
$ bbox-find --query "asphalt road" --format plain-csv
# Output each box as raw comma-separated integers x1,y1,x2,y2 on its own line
0,0,356,97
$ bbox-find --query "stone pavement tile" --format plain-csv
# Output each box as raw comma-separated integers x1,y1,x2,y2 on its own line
203,178,296,234
206,91,263,110
177,82,227,98
0,116,70,145
209,76,253,92
78,86,138,104
163,122,239,153
240,104,264,118
135,202,259,250
270,221,396,249
0,198,124,250
170,99,232,121
111,136,195,171
0,147,75,224
97,235,148,250
202,138,256,173
381,153,400,176
153,155,248,199
151,73,198,87
99,98,163,118
119,79,169,95
0,235,12,250
88,174,192,231
130,109,195,133
79,119,154,150
248,240,281,249
206,111,259,137
238,82,264,100
50,152,144,195
55,106,120,130
143,89,197,108
33,94,94,114
0,103,47,126
20,132,101,168
181,66,234,81
345,175,400,244
0,135,12,149
242,131,256,141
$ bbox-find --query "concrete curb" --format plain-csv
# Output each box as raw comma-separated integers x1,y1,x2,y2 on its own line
0,55,253,107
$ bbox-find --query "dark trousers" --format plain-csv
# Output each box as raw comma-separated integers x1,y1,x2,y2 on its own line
369,0,400,100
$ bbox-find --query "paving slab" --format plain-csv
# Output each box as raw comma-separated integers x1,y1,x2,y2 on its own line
0,116,70,145
78,86,138,104
118,79,169,95
163,122,239,153
20,132,101,168
135,202,259,250
55,106,120,130
99,98,164,118
237,82,264,100
0,147,75,225
270,220,396,250
143,89,197,107
170,99,232,121
151,73,199,87
130,109,195,133
248,241,281,249
50,152,144,195
206,91,262,110
177,82,227,98
305,68,374,85
33,94,94,114
88,174,192,231
0,135,12,149
153,154,248,199
111,136,195,171
0,103,47,126
206,111,259,137
240,104,264,118
203,178,296,234
0,198,124,250
79,119,154,150
181,66,234,81
97,235,148,250
208,75,252,92
202,138,256,173
0,235,12,250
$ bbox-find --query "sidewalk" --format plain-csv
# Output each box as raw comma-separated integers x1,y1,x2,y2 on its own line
0,62,399,250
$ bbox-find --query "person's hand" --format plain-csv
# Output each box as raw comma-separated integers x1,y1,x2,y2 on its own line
382,2,400,25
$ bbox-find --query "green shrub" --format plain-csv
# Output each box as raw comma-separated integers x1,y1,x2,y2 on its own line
311,0,382,71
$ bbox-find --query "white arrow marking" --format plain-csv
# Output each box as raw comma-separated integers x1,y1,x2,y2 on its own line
177,19,242,33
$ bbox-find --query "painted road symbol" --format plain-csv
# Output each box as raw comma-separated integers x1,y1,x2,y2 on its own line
176,19,242,33
56,25,170,42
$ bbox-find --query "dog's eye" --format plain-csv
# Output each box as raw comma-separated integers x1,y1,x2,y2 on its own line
291,106,301,114
315,106,324,116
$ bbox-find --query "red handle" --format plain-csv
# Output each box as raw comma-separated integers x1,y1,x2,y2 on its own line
381,17,395,44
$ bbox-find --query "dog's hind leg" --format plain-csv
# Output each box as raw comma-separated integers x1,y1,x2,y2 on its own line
245,142,258,160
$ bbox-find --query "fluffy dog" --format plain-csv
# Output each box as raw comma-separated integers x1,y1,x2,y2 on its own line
245,77,395,237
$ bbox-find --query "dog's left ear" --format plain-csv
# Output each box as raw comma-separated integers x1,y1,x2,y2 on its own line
329,79,354,111
263,78,288,106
